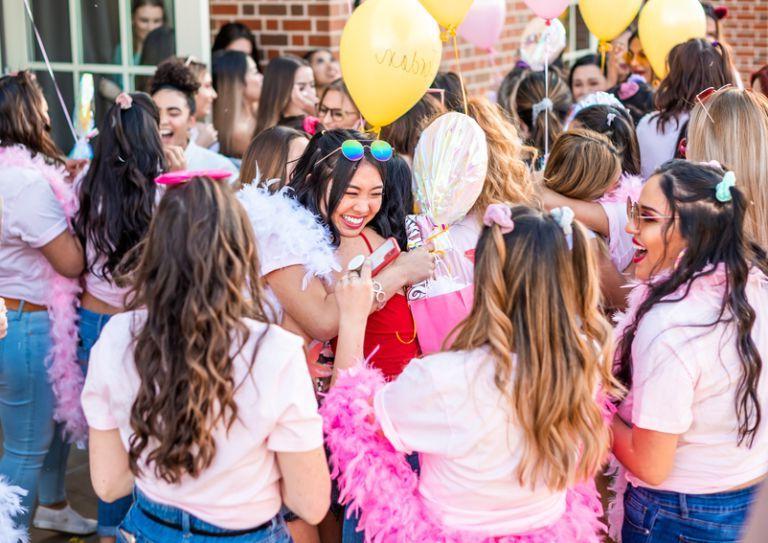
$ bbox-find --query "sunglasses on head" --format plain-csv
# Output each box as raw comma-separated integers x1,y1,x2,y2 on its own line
317,139,394,165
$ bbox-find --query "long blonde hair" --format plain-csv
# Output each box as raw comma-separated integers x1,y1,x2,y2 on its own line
452,205,621,490
467,97,535,214
543,129,621,201
687,88,768,248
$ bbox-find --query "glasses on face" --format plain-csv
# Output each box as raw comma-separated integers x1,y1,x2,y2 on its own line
318,105,359,122
626,197,674,230
623,50,647,64
317,139,394,165
696,84,733,122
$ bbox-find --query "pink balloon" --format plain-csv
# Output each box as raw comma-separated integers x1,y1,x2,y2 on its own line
522,0,570,20
457,0,506,51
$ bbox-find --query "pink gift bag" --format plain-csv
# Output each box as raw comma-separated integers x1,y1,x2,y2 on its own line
409,284,474,354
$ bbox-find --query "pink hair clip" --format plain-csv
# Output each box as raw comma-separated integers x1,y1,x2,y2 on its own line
115,92,133,110
618,80,639,101
483,204,514,234
154,169,232,186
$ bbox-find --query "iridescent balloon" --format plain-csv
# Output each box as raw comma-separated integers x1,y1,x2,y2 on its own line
519,17,567,71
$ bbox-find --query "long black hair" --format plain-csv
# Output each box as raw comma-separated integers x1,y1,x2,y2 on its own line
573,105,640,176
74,92,166,281
288,129,389,246
211,22,261,69
616,160,768,447
375,155,413,251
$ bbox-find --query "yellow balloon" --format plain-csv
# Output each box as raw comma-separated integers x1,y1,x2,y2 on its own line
340,0,442,130
639,0,707,79
578,0,642,42
419,0,474,31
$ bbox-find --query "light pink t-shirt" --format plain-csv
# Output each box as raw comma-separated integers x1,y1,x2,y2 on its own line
374,347,565,535
0,165,68,305
620,270,768,493
84,246,130,308
81,311,323,529
637,112,688,180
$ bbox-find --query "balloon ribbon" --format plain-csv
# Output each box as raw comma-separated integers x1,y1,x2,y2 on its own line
441,26,469,115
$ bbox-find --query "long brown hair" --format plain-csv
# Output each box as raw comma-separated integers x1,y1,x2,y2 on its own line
254,55,309,136
0,71,63,163
466,96,535,213
452,205,620,490
124,178,272,483
380,93,444,157
543,129,621,201
212,50,252,158
240,125,306,191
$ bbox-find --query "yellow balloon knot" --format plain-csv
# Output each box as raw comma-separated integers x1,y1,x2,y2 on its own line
598,41,613,53
440,25,457,42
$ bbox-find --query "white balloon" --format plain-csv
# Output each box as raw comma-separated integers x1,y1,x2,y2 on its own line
519,17,567,71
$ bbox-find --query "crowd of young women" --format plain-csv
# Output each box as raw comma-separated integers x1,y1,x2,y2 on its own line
1,5,768,543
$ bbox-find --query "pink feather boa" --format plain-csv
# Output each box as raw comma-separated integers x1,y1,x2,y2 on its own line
0,146,86,444
598,173,643,204
321,364,608,543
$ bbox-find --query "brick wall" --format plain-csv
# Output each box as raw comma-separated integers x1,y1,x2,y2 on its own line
209,0,767,92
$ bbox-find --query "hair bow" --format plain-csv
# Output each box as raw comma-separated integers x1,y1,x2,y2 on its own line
606,113,617,127
715,171,736,203
551,207,575,236
483,204,514,234
532,98,553,120
115,92,133,110
155,169,232,186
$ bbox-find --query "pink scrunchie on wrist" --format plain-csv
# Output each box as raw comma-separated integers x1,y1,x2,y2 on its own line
482,204,514,234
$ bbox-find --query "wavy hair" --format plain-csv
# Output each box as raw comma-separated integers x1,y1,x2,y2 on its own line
452,205,620,490
0,71,63,163
74,93,165,281
467,96,535,213
124,178,272,483
616,160,768,447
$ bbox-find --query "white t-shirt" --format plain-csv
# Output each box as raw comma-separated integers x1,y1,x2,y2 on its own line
620,270,768,493
185,141,239,183
0,165,68,305
81,311,323,529
374,348,566,535
637,112,689,180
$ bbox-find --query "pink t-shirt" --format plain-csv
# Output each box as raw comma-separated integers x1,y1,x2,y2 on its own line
374,347,565,535
84,245,130,308
619,270,768,493
81,311,323,529
0,165,68,305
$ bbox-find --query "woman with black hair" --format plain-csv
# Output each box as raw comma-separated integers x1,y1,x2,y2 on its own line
150,58,238,179
74,92,171,539
211,21,262,70
569,54,608,102
612,160,768,542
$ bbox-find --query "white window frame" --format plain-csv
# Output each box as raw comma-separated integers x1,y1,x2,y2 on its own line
1,0,211,99
561,1,598,65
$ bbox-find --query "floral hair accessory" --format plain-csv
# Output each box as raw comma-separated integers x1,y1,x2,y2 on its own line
715,171,736,203
115,92,132,110
482,203,514,234
551,206,575,236
155,169,232,186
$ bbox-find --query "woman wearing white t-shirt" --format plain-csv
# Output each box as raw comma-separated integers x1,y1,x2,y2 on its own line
0,72,91,533
82,176,330,542
326,204,620,541
612,160,768,542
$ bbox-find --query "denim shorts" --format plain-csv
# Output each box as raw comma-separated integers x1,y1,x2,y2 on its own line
118,489,292,542
622,482,759,543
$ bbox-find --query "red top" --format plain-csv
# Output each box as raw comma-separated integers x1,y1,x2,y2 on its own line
349,233,420,380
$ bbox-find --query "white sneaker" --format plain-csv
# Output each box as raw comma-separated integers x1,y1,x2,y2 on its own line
32,504,98,535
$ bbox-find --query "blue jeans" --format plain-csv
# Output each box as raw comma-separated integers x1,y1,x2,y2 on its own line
118,489,292,542
341,453,420,543
0,305,70,528
622,483,759,543
78,307,133,536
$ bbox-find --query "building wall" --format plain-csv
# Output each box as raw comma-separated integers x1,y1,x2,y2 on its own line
210,0,767,93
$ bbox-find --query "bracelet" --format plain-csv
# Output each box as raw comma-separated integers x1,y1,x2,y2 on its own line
371,280,386,311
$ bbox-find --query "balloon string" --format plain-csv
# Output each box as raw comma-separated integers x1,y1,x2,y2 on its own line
449,29,468,115
543,20,550,160
22,0,78,144
598,41,612,73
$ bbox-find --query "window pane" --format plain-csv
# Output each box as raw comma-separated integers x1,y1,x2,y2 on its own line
81,0,120,64
33,70,75,153
132,0,175,66
29,0,72,63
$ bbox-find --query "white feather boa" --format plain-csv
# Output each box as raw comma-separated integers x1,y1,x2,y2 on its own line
237,184,340,288
0,477,28,543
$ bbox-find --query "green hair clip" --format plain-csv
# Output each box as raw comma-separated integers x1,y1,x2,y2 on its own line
715,171,736,203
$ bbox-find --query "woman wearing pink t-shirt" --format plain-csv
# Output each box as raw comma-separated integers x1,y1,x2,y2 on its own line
612,160,768,541
0,72,90,533
82,177,330,542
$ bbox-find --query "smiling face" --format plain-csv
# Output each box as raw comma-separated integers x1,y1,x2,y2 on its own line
319,88,361,130
325,161,383,238
571,64,608,102
153,88,194,148
194,70,216,120
133,5,164,47
309,50,341,88
626,175,687,281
